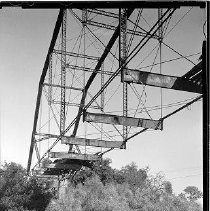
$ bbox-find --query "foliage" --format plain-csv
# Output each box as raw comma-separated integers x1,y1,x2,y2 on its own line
0,160,202,211
0,162,53,211
41,158,52,168
164,181,173,194
119,162,148,192
73,158,115,185
48,159,203,211
183,186,203,202
46,175,131,211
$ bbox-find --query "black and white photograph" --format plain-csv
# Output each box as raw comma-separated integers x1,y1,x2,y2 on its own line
0,1,208,210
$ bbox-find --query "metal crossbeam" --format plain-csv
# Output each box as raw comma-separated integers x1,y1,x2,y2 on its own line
35,132,65,138
84,112,163,130
53,49,99,60
182,61,202,79
123,69,202,93
61,137,123,148
43,83,83,91
51,100,101,109
12,2,204,9
36,133,123,148
86,20,159,39
49,152,101,161
66,64,117,76
87,9,118,18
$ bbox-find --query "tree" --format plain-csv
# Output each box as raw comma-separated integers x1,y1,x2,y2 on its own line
91,158,115,184
120,162,148,192
47,160,203,211
164,181,173,195
0,162,53,211
183,186,203,202
73,158,116,185
0,162,27,210
23,176,53,211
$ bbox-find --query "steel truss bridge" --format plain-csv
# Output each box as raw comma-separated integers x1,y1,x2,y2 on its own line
17,2,207,179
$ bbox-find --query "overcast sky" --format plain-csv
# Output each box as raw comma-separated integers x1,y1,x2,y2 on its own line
0,6,205,196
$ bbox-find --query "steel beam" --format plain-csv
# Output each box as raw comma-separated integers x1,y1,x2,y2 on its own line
84,112,163,130
27,9,64,173
35,132,65,139
86,20,158,39
36,133,123,148
14,2,204,9
182,61,202,79
119,8,128,143
66,64,118,76
87,9,118,19
43,83,83,91
49,152,101,161
53,49,99,60
61,137,123,148
123,69,202,93
48,53,53,105
202,40,208,205
60,9,67,134
51,100,101,109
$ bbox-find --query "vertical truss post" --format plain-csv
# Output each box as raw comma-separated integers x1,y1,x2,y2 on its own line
202,40,208,207
101,62,105,144
48,53,53,105
101,62,105,112
158,8,163,118
119,8,128,148
83,8,87,153
48,54,52,156
82,8,88,27
60,9,67,134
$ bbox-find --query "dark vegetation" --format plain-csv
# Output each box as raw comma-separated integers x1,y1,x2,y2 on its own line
0,160,202,211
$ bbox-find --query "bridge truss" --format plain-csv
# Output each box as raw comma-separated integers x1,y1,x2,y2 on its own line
26,3,206,177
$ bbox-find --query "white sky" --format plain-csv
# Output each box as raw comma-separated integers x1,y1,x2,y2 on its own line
0,6,205,195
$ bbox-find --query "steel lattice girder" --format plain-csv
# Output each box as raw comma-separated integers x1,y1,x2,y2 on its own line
123,69,202,93
49,152,101,161
84,112,163,130
61,137,123,148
